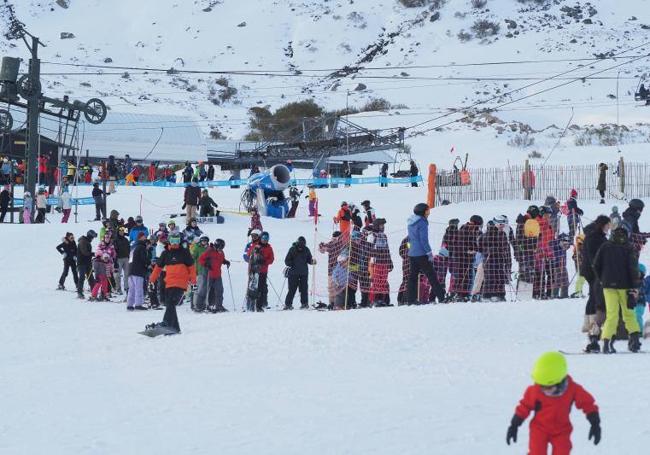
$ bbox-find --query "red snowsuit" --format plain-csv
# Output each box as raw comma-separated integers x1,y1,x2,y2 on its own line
514,375,598,455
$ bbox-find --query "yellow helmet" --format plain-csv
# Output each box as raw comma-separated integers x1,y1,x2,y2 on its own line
531,352,567,386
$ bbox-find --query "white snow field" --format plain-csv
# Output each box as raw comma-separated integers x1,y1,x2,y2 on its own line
1,184,650,454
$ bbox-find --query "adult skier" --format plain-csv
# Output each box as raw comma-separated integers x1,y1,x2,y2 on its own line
406,203,446,304
126,232,149,311
60,187,72,223
334,202,352,234
128,215,149,246
478,217,511,301
76,230,97,298
148,232,196,334
592,226,642,353
245,231,274,311
287,186,301,218
114,227,131,295
92,182,106,221
56,232,78,290
284,236,315,310
183,178,201,220
506,352,601,454
360,200,376,228
622,199,650,252
198,238,230,312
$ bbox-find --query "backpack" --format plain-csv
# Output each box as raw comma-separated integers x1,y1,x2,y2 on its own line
524,218,540,238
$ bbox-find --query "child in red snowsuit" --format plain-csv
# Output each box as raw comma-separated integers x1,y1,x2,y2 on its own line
506,352,601,455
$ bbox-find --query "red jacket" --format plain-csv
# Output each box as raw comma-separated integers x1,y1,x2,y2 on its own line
199,247,226,279
246,242,274,273
514,376,598,435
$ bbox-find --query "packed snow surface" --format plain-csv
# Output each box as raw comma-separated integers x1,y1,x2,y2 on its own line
1,184,649,454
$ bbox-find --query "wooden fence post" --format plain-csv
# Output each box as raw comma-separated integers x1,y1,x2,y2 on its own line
427,164,437,208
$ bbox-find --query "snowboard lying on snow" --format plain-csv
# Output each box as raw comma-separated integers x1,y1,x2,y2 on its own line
138,324,179,337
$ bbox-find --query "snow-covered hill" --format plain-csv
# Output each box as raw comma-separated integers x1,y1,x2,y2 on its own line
2,0,650,169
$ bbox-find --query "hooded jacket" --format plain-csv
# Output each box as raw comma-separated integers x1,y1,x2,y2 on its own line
407,214,432,257
593,233,639,289
285,242,313,276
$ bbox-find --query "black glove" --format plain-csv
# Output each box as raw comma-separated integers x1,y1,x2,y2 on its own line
587,412,601,445
223,260,230,268
506,415,524,445
182,203,186,210
627,290,638,310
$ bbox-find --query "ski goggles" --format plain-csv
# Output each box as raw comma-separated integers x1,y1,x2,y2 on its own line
541,377,568,397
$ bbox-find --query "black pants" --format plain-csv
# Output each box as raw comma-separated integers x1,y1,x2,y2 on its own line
287,201,298,218
0,207,7,223
59,259,79,287
599,190,605,199
35,208,46,223
77,262,95,294
94,203,106,220
285,274,308,307
258,273,268,311
163,287,185,332
408,256,445,303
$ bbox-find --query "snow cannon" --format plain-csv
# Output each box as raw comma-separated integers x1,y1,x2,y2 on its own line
248,164,291,192
246,164,291,219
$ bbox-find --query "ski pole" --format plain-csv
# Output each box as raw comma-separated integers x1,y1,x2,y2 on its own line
278,276,287,310
268,278,283,307
226,267,236,312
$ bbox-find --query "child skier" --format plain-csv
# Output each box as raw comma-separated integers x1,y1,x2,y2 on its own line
506,351,601,454
306,184,318,217
22,190,32,224
89,253,111,301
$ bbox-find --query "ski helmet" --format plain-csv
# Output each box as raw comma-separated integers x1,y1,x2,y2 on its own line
570,188,578,198
531,352,568,386
215,238,225,250
527,205,540,218
87,229,97,239
341,201,348,207
168,220,176,227
413,203,429,216
250,229,262,238
640,263,647,275
361,200,370,207
135,215,144,223
169,233,181,245
260,231,270,242
199,235,210,243
629,199,645,211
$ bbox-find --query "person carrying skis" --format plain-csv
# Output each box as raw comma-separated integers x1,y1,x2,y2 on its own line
592,226,642,353
127,232,149,310
246,231,274,311
191,235,210,311
56,232,78,291
148,232,196,334
284,236,316,310
76,230,97,298
198,238,230,312
506,351,601,454
566,189,583,240
406,203,446,304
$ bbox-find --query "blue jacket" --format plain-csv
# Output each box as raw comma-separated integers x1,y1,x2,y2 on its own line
129,225,149,246
407,214,432,257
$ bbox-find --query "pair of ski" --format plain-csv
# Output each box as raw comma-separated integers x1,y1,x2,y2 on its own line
559,350,648,356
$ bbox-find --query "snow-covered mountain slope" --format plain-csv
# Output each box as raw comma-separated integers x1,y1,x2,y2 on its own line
2,183,650,454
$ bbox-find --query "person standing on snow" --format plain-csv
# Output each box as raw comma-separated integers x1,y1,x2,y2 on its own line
287,186,301,218
56,232,78,291
566,189,583,240
609,205,621,230
22,191,32,224
183,178,201,220
183,218,203,245
35,187,47,223
248,206,263,235
334,201,352,234
306,184,318,217
506,352,601,453
198,238,230,313
380,163,388,187
60,187,72,223
621,199,650,252
360,200,376,228
114,227,131,296
246,231,274,311
409,160,419,187
0,185,10,223
597,162,608,204
592,226,643,353
127,232,149,311
76,230,97,298
148,232,196,334
284,236,316,310
92,182,106,221
406,203,446,304
190,235,211,312
128,215,149,247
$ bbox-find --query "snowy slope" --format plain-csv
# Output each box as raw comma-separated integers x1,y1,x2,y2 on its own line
2,0,650,157
2,182,650,453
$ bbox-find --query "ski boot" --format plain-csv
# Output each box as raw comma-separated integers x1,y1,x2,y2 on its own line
56,284,65,291
570,291,584,299
584,335,601,353
87,296,97,302
282,305,293,311
599,199,605,204
300,303,309,310
77,292,85,300
628,332,642,353
603,337,616,354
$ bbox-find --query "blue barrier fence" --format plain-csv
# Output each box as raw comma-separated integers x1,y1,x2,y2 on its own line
9,176,422,207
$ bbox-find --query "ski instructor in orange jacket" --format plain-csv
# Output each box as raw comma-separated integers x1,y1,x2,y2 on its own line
149,232,197,333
